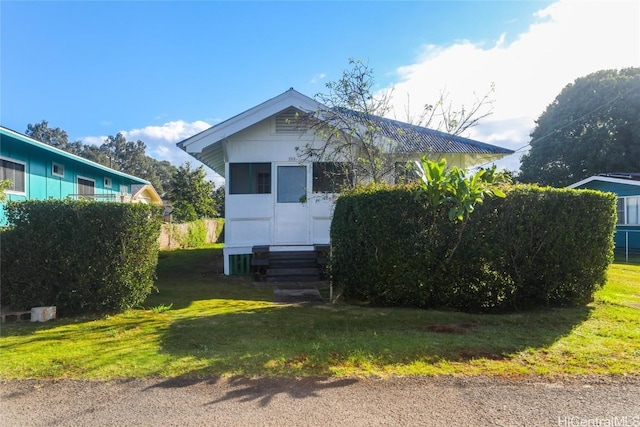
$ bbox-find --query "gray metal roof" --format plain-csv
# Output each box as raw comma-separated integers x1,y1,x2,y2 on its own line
334,108,514,155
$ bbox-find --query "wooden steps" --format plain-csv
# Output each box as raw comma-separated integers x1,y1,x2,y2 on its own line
252,245,329,282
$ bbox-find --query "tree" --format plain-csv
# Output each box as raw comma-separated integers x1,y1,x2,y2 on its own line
25,122,177,194
296,58,494,186
165,163,217,222
519,68,640,187
26,120,83,154
414,156,508,262
212,185,225,218
0,179,11,202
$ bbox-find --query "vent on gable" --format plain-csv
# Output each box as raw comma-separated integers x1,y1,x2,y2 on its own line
276,107,307,133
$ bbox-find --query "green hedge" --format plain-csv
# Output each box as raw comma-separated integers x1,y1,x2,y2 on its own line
330,184,616,312
1,200,162,316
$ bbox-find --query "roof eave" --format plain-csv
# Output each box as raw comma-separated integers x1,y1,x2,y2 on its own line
0,126,150,185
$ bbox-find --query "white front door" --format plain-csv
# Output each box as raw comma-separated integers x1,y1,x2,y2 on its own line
274,164,309,245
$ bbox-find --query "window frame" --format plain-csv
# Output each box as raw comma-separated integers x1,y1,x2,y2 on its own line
228,162,272,195
77,176,96,198
618,195,640,226
0,156,27,195
104,176,112,189
619,196,640,225
52,162,65,178
312,162,353,194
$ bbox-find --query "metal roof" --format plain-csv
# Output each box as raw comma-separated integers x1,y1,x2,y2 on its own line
0,126,150,184
333,108,514,155
177,89,515,176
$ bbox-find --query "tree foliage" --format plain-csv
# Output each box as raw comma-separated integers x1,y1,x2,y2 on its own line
165,163,217,222
519,68,640,187
0,179,11,202
25,121,177,194
296,59,494,186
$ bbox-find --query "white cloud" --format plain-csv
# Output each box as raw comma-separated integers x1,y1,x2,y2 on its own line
385,0,640,172
80,120,225,187
311,73,327,84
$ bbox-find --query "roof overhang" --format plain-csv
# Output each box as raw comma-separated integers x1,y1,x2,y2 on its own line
177,89,323,177
176,89,515,176
0,126,150,184
568,175,640,189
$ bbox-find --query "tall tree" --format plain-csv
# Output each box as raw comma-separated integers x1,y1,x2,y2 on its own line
519,68,640,187
296,59,494,186
26,120,83,154
25,122,177,194
165,163,217,222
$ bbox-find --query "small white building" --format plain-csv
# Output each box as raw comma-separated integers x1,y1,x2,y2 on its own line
178,89,513,276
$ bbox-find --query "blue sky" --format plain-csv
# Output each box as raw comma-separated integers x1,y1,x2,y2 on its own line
2,1,638,183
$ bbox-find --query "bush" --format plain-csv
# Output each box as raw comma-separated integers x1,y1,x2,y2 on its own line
1,200,162,316
330,184,616,312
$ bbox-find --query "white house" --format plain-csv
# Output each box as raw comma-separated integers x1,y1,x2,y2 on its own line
177,89,514,276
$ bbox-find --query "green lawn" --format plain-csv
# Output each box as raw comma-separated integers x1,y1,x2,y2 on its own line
1,244,638,379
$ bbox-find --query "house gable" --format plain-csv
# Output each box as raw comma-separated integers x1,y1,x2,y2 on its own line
178,89,322,177
568,175,640,197
178,88,515,176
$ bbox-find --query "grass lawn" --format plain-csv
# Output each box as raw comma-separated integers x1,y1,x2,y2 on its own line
1,244,639,379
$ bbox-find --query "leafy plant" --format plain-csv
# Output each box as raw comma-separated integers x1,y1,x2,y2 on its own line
150,303,173,313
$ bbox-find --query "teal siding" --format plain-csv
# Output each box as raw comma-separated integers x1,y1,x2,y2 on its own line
576,180,639,197
0,128,149,225
615,226,640,250
572,178,640,251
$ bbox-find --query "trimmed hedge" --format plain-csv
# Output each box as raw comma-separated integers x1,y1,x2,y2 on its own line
330,184,616,313
1,200,162,316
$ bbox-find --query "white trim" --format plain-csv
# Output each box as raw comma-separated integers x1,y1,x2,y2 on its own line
619,195,640,225
52,162,65,178
568,175,640,188
178,89,322,154
0,155,27,196
104,176,112,189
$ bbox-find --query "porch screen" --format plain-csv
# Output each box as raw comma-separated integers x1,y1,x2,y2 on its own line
312,162,353,193
229,163,271,194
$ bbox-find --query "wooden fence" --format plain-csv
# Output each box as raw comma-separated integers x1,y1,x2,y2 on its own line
158,219,223,250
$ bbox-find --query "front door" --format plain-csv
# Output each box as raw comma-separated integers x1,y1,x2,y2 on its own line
274,164,309,245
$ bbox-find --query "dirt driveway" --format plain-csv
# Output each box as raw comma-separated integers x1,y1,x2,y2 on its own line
2,376,639,426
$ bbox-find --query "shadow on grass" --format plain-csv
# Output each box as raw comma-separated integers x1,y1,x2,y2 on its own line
159,302,593,381
148,247,273,310
145,375,358,407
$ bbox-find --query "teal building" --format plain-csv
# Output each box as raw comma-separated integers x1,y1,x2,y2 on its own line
569,174,640,251
0,126,152,225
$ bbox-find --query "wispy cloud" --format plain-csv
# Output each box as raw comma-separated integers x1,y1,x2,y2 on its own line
385,0,640,172
80,120,224,186
311,73,326,84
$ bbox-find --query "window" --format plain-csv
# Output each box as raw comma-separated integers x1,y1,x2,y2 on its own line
77,177,95,198
312,162,353,193
104,177,112,188
52,162,65,178
0,157,26,194
617,198,626,225
277,165,307,203
618,197,640,225
229,163,271,194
